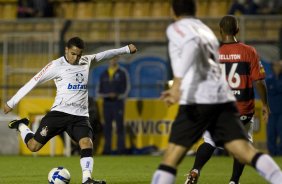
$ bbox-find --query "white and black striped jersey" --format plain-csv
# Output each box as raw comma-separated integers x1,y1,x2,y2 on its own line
166,18,235,104
7,46,131,117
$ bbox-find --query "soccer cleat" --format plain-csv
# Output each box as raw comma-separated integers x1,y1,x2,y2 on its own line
184,169,199,184
82,178,106,184
8,118,29,130
229,182,240,184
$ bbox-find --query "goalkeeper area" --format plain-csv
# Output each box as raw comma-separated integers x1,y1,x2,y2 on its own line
1,155,280,184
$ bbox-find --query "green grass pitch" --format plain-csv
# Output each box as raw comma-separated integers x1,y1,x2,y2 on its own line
0,155,281,184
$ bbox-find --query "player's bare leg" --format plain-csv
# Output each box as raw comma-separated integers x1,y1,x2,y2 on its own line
26,139,43,152
225,139,282,184
79,137,93,150
162,143,188,167
225,139,256,164
9,118,43,152
79,137,106,184
151,143,188,184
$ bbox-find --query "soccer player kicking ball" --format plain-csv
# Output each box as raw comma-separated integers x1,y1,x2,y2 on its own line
3,37,137,184
150,0,282,184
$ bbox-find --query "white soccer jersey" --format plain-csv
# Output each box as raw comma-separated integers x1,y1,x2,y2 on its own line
7,46,131,117
166,18,235,104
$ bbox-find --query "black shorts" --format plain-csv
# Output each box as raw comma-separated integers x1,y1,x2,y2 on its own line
169,102,248,148
34,111,93,145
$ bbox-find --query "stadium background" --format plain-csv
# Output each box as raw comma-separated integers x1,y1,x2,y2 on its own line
0,0,281,157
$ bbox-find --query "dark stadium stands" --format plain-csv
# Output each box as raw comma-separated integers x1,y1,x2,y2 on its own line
0,0,236,20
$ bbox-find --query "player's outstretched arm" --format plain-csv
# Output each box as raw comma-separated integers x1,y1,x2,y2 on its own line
254,79,270,122
3,103,13,114
94,44,137,62
5,62,57,112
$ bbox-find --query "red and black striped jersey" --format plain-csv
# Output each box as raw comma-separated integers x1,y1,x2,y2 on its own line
219,42,265,115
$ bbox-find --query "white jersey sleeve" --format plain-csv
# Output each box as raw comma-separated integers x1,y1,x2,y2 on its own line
94,45,130,62
7,61,58,108
80,45,130,65
168,37,200,78
167,22,202,78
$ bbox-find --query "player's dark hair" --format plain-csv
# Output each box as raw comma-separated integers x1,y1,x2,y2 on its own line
219,15,239,35
172,0,196,16
67,37,85,49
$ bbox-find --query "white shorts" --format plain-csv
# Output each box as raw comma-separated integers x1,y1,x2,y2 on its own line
203,117,254,148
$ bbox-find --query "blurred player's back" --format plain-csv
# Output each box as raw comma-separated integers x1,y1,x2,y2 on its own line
166,18,235,105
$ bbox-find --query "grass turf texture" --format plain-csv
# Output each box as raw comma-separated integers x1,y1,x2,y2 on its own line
0,155,280,184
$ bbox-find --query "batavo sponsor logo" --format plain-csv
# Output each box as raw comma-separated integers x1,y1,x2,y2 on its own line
67,83,87,90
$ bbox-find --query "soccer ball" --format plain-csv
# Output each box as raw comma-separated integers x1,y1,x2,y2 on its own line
48,167,71,184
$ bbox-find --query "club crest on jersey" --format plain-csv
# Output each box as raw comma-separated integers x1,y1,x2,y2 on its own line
40,126,48,137
75,73,84,83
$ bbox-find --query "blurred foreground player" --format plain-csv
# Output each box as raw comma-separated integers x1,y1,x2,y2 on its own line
150,1,282,184
185,15,270,184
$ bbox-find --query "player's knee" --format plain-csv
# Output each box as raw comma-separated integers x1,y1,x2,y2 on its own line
27,144,39,152
79,137,93,149
27,139,42,152
162,143,187,167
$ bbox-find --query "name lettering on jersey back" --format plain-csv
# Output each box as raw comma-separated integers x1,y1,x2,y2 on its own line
219,54,241,60
67,83,87,90
34,62,53,81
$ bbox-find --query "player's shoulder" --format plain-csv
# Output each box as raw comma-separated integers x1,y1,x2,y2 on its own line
79,55,92,65
236,43,260,64
222,42,258,57
166,18,200,40
52,56,66,66
166,22,179,37
237,42,257,53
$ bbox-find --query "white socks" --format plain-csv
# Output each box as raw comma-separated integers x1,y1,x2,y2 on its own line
151,170,175,184
18,123,34,143
80,157,94,183
150,154,282,184
255,154,282,184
